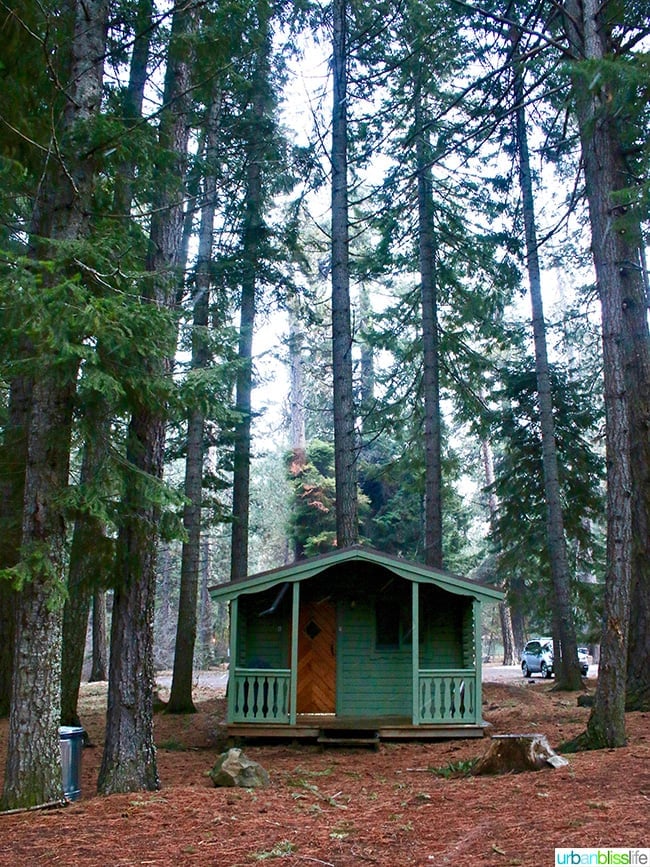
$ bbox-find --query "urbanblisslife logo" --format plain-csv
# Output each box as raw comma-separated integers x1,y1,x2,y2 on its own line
555,851,649,866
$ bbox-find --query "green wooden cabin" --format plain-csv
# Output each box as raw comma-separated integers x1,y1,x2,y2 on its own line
210,546,502,742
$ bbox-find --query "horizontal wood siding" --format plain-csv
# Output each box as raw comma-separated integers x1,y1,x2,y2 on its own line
418,585,466,669
337,600,411,716
462,603,475,668
237,590,290,669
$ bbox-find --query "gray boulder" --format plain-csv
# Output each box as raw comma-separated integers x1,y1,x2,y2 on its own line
209,748,270,788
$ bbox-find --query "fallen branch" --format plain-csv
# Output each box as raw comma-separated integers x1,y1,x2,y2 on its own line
297,858,335,867
0,798,68,816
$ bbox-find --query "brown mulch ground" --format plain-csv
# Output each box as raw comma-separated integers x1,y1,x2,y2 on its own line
0,677,648,866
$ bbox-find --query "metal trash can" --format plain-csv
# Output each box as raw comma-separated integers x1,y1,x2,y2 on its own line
59,726,84,801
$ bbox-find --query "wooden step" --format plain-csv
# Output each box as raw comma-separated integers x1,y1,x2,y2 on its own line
317,729,380,748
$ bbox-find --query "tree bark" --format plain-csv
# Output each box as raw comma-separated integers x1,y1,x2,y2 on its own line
511,27,582,689
98,1,196,793
198,535,213,666
481,438,518,665
620,136,650,706
0,374,31,716
415,80,443,569
112,0,154,220
60,429,112,725
230,3,273,578
331,0,359,547
89,590,108,682
61,0,153,721
2,0,108,811
288,306,308,560
168,91,222,713
99,413,162,793
358,283,375,424
562,0,638,746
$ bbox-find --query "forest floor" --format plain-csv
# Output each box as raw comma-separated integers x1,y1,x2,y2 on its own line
0,674,648,866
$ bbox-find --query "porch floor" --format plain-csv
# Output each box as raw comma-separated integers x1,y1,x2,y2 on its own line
227,714,489,742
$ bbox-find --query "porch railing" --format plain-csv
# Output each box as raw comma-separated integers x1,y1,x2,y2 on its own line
417,669,478,724
230,668,291,723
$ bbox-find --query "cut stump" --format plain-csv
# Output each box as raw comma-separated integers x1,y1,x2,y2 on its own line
473,733,569,775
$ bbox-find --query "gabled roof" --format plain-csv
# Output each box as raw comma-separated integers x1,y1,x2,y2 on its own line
209,545,503,603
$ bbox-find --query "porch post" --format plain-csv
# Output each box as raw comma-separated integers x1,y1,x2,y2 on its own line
290,581,300,725
228,597,238,724
412,581,420,724
474,598,483,724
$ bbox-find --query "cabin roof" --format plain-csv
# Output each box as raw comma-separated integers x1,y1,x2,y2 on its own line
209,545,503,603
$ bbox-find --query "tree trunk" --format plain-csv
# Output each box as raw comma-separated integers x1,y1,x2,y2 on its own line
288,307,308,560
562,0,636,746
0,374,31,717
98,2,196,794
198,535,213,666
622,268,650,709
90,590,108,682
358,283,375,423
331,0,359,547
0,583,16,719
622,182,650,703
112,0,154,220
61,402,113,724
99,417,161,793
499,603,517,666
230,4,273,579
509,576,527,655
415,80,443,569
481,431,518,665
512,28,582,689
60,473,96,726
168,92,221,713
7,364,81,807
2,0,108,811
61,0,153,719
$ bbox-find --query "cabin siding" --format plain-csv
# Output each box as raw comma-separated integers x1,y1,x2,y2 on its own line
237,592,290,669
462,603,476,668
418,586,468,669
337,600,412,716
213,547,501,735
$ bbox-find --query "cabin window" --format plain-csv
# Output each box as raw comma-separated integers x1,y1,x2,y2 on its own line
375,598,400,649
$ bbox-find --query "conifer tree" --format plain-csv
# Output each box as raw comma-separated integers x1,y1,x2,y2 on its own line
511,22,582,689
561,0,650,746
231,0,276,579
99,0,197,795
331,0,359,546
2,0,109,810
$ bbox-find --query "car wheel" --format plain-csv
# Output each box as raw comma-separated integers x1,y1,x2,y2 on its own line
541,661,551,679
522,662,531,678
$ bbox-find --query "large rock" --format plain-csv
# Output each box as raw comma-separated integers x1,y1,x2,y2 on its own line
209,748,270,788
473,733,569,775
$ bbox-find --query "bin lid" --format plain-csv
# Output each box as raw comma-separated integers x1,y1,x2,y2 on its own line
59,726,85,739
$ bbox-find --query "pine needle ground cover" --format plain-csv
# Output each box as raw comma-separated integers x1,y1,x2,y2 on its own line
0,677,647,866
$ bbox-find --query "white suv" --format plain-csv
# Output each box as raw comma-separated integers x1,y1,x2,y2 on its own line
521,638,590,678
521,638,554,678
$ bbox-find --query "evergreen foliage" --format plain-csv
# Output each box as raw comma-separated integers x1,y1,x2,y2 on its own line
0,0,647,801
488,361,606,635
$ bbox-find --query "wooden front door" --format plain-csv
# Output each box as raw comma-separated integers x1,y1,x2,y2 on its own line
297,598,337,713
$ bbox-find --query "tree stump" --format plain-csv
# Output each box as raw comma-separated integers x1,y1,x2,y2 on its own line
473,733,569,775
